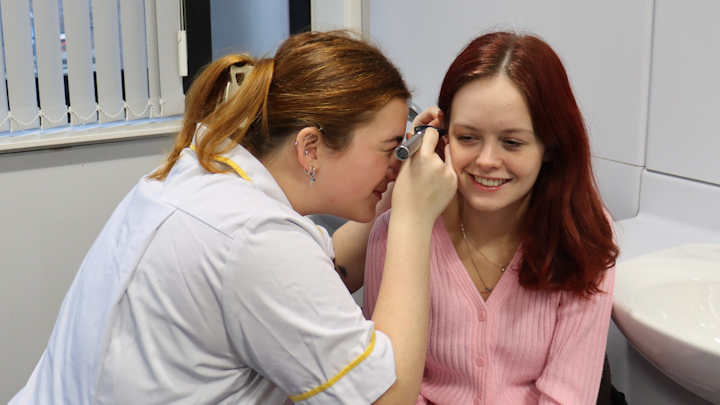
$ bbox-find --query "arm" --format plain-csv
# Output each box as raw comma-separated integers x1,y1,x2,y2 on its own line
371,206,434,405
363,215,430,405
371,128,456,405
332,220,375,293
535,266,616,404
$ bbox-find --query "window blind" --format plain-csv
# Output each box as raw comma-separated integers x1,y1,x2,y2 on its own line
0,0,185,136
1,0,40,131
33,0,67,129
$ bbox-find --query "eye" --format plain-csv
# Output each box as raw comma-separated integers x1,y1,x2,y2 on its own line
456,134,476,143
385,136,404,154
503,139,523,149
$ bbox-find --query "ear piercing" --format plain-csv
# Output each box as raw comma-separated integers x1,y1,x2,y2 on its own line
304,166,317,187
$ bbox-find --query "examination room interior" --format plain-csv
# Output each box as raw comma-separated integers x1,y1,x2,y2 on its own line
2,1,719,404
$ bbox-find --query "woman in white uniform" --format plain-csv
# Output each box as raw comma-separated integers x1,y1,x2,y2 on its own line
10,31,456,404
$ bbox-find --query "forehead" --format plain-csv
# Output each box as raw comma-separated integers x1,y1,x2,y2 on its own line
450,75,531,127
350,98,408,144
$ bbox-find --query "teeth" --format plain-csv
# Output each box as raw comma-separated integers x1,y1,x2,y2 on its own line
473,176,507,187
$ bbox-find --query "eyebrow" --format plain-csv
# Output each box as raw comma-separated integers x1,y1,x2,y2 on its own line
452,123,533,135
452,123,480,132
500,128,534,136
384,135,405,143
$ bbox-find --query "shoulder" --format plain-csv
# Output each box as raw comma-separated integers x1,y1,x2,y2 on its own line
240,211,334,256
156,154,299,239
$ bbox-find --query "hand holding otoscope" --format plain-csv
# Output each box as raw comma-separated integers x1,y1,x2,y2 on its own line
395,125,448,161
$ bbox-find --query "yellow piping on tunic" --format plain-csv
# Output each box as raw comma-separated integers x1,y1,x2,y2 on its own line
289,329,378,402
189,144,252,182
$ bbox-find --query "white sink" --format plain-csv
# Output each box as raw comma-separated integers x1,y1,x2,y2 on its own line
613,243,720,403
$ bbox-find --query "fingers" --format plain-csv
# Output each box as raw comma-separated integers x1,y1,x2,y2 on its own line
413,106,441,128
418,126,440,157
425,110,444,129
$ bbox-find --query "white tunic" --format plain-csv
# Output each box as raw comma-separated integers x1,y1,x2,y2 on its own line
11,142,396,404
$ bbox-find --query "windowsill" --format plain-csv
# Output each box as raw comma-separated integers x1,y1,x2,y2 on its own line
0,117,183,154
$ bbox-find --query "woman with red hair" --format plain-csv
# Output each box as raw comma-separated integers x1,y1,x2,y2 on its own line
364,32,619,404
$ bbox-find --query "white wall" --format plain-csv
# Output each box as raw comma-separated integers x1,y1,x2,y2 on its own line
0,135,173,402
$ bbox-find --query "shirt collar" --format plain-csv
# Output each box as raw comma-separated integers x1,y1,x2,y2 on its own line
193,124,293,209
222,144,293,209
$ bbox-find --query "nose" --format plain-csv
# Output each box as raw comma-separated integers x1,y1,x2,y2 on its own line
474,142,502,169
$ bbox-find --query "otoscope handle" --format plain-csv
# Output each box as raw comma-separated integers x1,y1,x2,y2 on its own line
394,125,446,161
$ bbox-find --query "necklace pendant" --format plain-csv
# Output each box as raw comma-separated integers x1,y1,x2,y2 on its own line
484,287,492,293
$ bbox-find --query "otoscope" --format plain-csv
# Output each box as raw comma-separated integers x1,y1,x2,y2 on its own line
394,125,447,161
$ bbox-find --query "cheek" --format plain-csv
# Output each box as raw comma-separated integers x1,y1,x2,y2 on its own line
450,147,474,172
354,156,390,184
451,160,465,178
515,156,544,182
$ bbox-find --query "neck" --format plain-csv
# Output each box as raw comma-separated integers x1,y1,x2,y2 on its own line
442,193,528,249
262,143,315,216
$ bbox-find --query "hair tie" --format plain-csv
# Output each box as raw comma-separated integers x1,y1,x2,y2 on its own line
223,64,254,102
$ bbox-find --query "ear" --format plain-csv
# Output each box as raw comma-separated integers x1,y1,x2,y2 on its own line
436,112,449,160
294,127,323,171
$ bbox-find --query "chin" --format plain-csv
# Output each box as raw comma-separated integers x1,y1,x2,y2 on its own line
326,208,371,223
465,198,512,213
344,206,375,223
352,212,375,223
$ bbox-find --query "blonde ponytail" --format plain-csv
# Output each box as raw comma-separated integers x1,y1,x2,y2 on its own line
148,55,274,180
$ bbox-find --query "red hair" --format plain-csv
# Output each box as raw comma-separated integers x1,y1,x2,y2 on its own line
438,32,618,296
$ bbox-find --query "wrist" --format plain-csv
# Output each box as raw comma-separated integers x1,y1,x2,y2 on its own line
388,209,436,235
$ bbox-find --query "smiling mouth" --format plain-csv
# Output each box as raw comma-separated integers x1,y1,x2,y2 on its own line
472,176,510,187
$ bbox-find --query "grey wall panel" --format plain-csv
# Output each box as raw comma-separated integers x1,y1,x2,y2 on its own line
646,0,720,186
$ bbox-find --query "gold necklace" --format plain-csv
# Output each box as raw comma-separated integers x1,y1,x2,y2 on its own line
459,222,506,294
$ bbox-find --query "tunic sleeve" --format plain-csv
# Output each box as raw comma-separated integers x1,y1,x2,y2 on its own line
222,215,396,404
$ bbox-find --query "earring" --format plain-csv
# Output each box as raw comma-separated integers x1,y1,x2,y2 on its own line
304,166,317,187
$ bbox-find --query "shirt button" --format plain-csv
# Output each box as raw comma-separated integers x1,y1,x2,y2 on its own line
474,395,482,405
477,309,486,321
475,355,485,367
